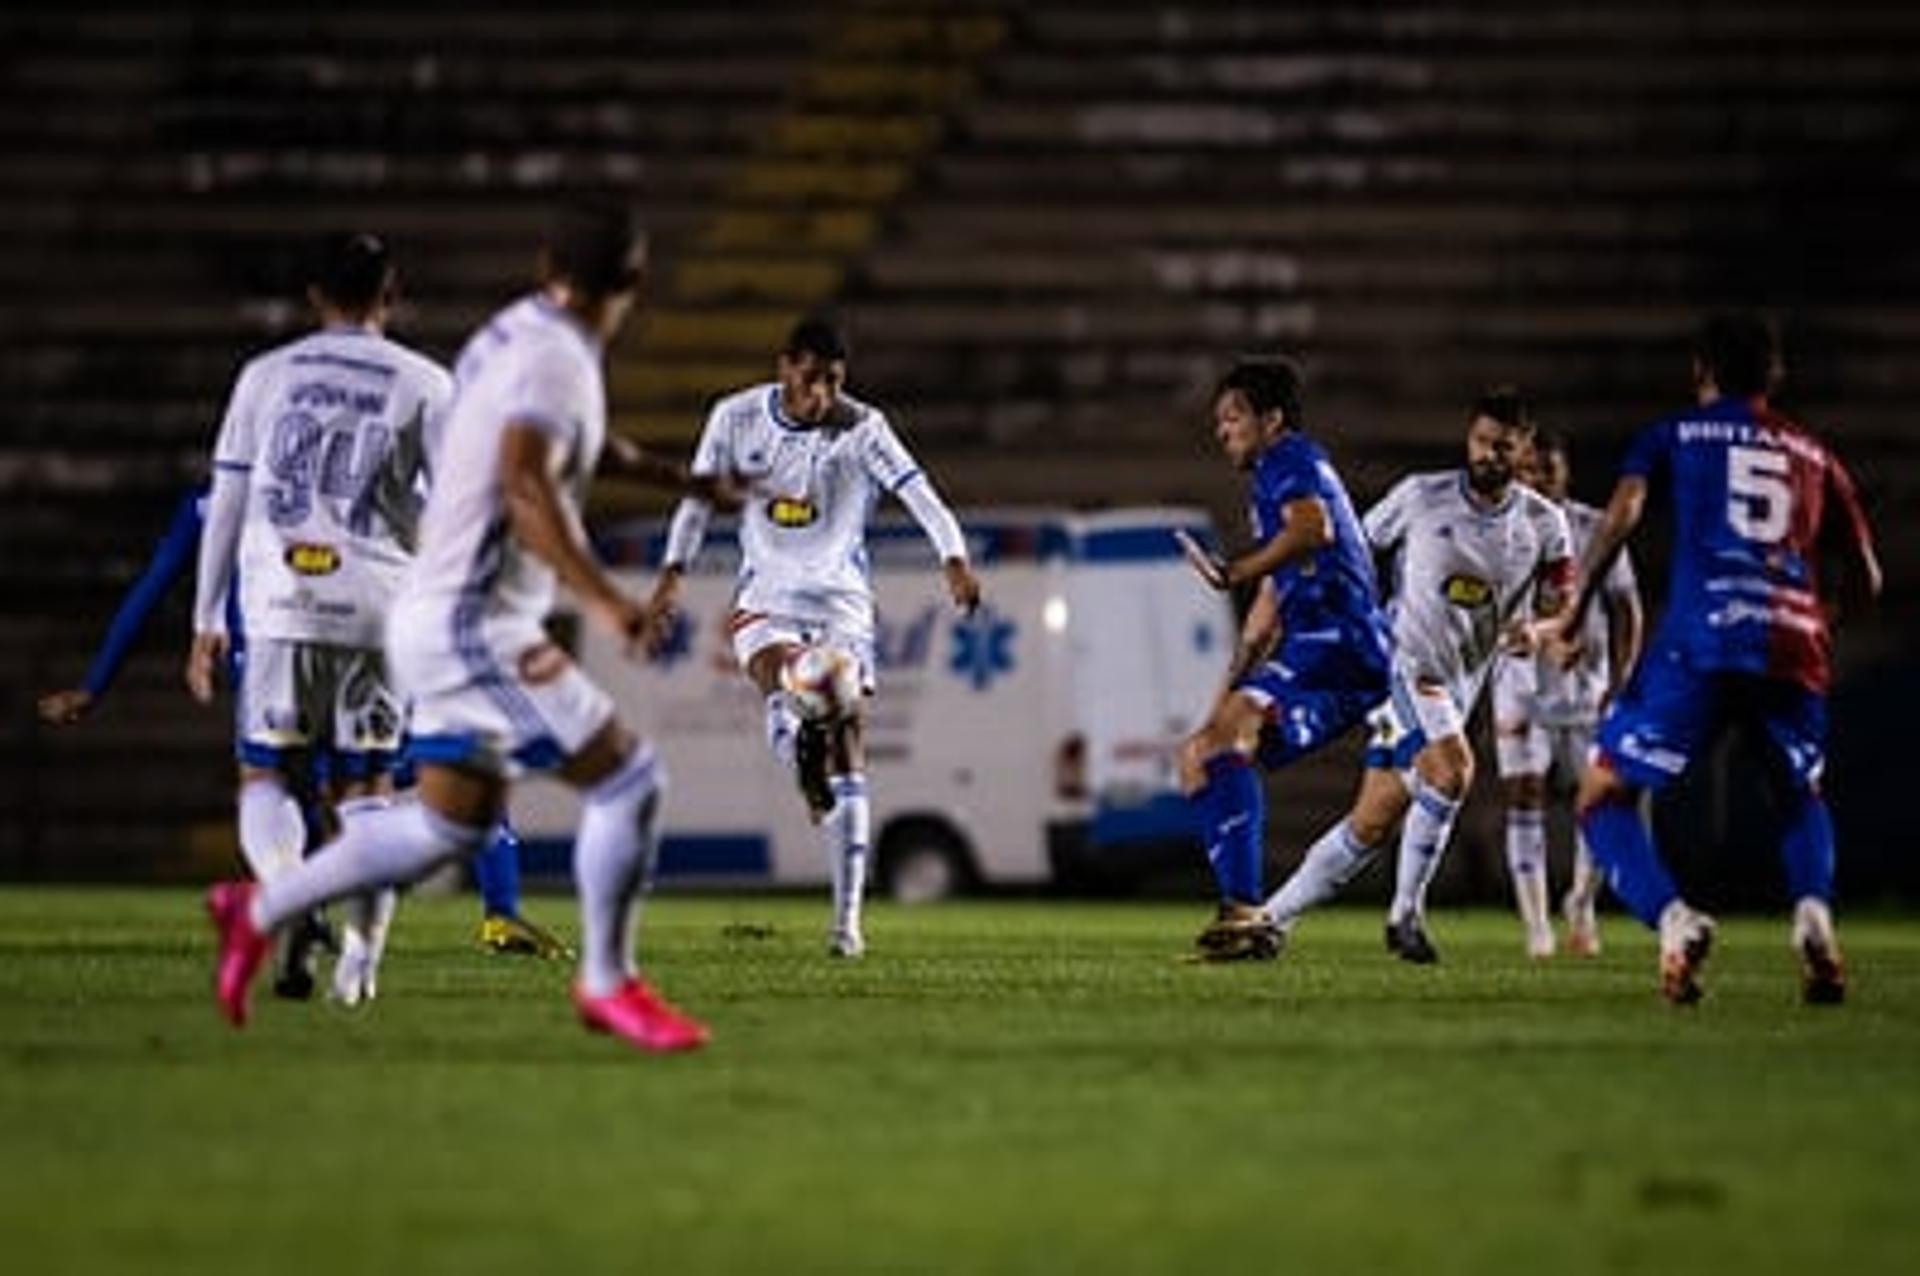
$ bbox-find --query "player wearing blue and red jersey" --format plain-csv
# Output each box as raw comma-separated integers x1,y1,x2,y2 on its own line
1177,358,1392,960
1560,314,1882,1005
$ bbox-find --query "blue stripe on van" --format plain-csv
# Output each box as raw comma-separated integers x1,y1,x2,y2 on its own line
598,518,1216,570
516,834,773,880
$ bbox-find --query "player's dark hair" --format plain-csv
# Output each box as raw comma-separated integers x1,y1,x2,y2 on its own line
1535,426,1572,459
1694,312,1779,397
542,198,644,298
1472,385,1534,435
311,231,393,315
1215,357,1305,431
783,315,850,363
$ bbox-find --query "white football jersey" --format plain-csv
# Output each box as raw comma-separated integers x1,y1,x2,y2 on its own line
1365,470,1573,713
400,295,608,669
685,383,929,630
1508,498,1637,725
211,326,452,647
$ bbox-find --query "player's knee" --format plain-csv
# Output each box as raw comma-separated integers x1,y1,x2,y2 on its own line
1502,773,1546,811
1417,747,1473,802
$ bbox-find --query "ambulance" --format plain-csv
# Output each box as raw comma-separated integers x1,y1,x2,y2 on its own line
509,508,1233,898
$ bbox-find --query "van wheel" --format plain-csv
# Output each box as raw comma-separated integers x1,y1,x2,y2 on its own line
877,822,974,904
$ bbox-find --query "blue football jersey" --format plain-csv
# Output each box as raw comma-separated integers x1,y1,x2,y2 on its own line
1620,395,1873,693
1249,433,1390,663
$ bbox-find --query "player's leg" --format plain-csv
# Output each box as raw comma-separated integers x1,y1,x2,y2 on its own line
738,615,832,818
232,640,310,884
472,821,572,958
208,762,495,1026
1263,764,1408,936
322,650,409,1005
1494,706,1556,958
1579,658,1716,1003
1178,687,1274,955
1384,680,1474,963
1555,725,1605,956
820,713,871,957
559,717,706,1052
1757,684,1845,1004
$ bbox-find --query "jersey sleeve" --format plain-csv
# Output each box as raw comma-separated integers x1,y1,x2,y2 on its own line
1361,477,1416,551
1262,443,1322,507
84,488,204,697
1617,419,1674,482
1536,501,1576,596
502,347,585,456
858,412,926,494
210,360,265,472
686,398,732,478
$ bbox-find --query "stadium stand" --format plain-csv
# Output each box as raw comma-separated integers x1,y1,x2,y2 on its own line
3,1,1916,885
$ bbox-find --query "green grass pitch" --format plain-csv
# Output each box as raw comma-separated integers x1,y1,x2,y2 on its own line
3,888,1918,1275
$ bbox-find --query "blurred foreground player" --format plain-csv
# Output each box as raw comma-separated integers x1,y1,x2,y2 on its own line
1490,430,1643,957
1259,390,1574,962
1175,358,1391,960
651,316,979,958
1558,315,1881,1005
207,200,708,1052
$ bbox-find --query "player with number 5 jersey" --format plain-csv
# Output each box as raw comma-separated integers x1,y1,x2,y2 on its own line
1560,314,1882,1006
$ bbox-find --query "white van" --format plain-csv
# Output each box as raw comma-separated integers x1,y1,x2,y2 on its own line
508,507,1234,898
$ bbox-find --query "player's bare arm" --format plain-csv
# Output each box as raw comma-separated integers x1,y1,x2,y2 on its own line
1184,497,1333,592
600,433,748,511
499,423,652,652
1223,579,1281,690
1604,582,1645,700
942,557,981,614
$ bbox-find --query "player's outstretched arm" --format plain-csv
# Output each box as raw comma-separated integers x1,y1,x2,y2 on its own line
1603,557,1645,698
1822,455,1883,622
499,423,652,653
1181,498,1332,593
600,433,748,511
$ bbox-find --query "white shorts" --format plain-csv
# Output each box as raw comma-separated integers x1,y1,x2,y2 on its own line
729,609,876,695
1490,656,1597,779
1363,670,1469,772
389,617,614,778
237,639,405,777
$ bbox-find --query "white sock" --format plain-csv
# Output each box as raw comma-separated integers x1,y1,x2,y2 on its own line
1264,820,1378,927
238,777,306,882
574,744,666,998
252,799,483,933
764,692,801,773
1506,807,1552,947
1389,777,1462,924
1568,829,1601,911
825,773,871,938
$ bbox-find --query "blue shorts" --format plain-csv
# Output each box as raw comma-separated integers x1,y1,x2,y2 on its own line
1596,642,1826,793
1237,637,1388,771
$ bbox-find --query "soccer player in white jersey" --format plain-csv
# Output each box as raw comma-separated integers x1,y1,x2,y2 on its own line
207,200,709,1052
189,232,450,1004
650,317,981,958
1259,389,1574,963
1490,430,1642,958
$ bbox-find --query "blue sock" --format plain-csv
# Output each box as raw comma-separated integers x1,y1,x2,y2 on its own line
1779,790,1835,903
473,821,522,918
1192,755,1263,906
1578,797,1677,928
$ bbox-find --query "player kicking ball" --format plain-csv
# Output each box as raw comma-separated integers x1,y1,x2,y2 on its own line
1175,358,1393,961
1258,389,1574,963
208,200,708,1052
650,317,980,958
1555,315,1881,1005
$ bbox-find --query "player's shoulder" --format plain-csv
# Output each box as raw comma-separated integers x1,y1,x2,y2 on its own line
839,390,886,432
1397,468,1460,507
1513,485,1571,540
1254,430,1327,484
708,382,777,428
376,337,454,397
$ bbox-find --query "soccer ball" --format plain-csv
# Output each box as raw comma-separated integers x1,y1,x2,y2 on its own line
780,644,863,722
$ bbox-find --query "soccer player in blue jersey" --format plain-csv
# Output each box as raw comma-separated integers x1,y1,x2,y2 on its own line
1176,358,1393,960
1559,314,1882,1005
